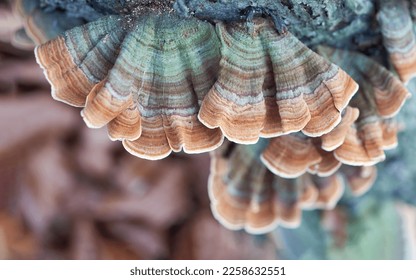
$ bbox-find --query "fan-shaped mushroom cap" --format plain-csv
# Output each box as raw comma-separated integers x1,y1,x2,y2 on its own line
198,19,358,144
260,109,364,179
36,15,224,159
312,174,345,210
307,149,342,177
298,175,319,209
260,133,322,178
207,136,389,232
342,165,377,196
208,141,371,232
208,143,278,234
378,0,416,84
317,46,409,166
333,94,401,166
260,113,373,178
334,118,386,166
238,108,395,181
317,46,410,119
83,79,142,141
380,119,400,149
35,16,126,107
320,107,360,151
208,142,308,234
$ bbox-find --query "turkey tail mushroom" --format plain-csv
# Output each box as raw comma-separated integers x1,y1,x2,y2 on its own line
317,46,410,118
308,149,343,177
260,134,322,179
198,18,358,144
333,114,395,166
320,107,360,152
208,142,279,234
208,140,357,233
378,0,416,84
341,165,377,196
35,15,126,107
317,46,410,166
36,15,224,160
311,174,345,210
208,141,312,234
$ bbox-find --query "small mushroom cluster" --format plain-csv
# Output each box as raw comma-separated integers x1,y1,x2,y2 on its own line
16,0,415,233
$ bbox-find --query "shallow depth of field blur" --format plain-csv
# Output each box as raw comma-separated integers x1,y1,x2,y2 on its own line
1,3,416,260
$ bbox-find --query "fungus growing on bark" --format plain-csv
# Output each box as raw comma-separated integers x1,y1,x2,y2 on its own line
18,0,414,235
36,14,224,159
198,19,358,143
207,140,378,233
317,46,410,166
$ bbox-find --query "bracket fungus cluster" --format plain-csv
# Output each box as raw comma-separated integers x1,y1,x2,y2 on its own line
18,0,415,234
36,14,225,159
35,13,358,159
198,19,357,143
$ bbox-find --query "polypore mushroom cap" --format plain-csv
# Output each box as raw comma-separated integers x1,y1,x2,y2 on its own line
208,142,310,234
320,106,360,151
120,15,224,159
334,117,387,166
82,79,142,141
36,14,225,159
378,0,416,84
307,149,342,177
208,143,278,234
260,134,322,179
380,119,400,149
198,18,358,144
207,137,387,232
316,46,409,166
342,165,378,196
333,93,401,166
35,15,126,107
317,46,411,119
261,108,366,178
312,174,345,210
298,175,319,209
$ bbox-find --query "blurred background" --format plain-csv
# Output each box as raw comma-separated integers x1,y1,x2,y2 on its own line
1,0,416,260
